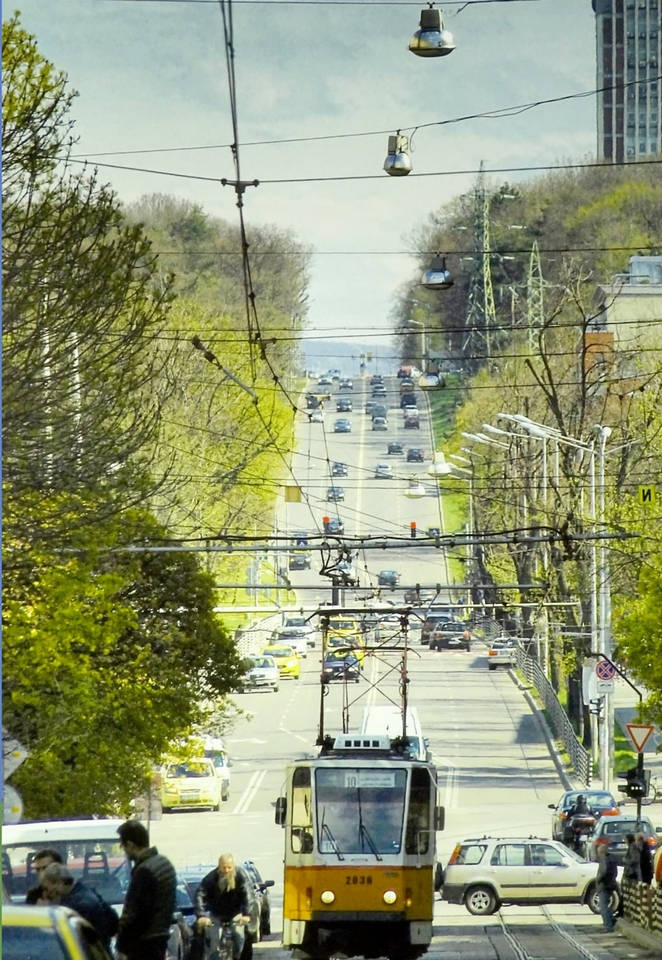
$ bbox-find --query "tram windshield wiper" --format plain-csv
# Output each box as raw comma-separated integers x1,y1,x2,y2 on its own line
357,787,383,861
321,813,345,861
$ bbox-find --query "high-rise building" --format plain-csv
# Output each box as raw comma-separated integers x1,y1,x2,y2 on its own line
592,0,661,162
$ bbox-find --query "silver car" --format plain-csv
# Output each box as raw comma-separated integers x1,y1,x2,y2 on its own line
241,655,280,692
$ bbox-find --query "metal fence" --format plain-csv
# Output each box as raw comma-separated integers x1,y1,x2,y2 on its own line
514,644,592,786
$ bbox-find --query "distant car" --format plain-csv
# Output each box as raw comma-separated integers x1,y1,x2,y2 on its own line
323,653,361,683
442,836,616,916
289,550,312,570
487,638,516,670
305,393,321,409
273,628,308,658
161,758,223,812
372,417,388,431
406,448,425,462
241,655,280,693
202,737,232,802
339,378,354,391
371,404,388,420
377,569,400,587
310,410,324,423
548,790,621,841
372,386,387,397
334,418,352,433
370,374,384,384
283,616,318,648
317,375,332,385
324,517,345,535
365,400,377,415
429,621,472,651
261,644,300,679
374,463,394,479
426,526,441,537
331,461,348,477
404,415,420,429
336,398,353,412
588,813,661,864
1,905,113,960
327,485,345,501
400,392,417,408
420,610,455,644
387,442,404,455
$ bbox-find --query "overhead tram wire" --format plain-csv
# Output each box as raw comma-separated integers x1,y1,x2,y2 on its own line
71,74,653,158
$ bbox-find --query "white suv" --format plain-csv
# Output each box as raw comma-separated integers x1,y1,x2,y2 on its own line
441,836,619,916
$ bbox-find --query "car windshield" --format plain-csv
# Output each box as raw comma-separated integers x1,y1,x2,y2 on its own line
266,646,294,657
330,619,355,631
315,767,407,855
252,657,275,669
167,761,214,779
563,791,615,809
602,819,650,836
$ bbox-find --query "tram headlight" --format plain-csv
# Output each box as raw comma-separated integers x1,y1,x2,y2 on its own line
383,890,397,905
320,890,335,904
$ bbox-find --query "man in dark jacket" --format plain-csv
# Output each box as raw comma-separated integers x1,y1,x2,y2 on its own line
41,863,119,948
195,854,253,960
25,848,64,905
636,832,654,884
116,819,177,960
595,845,618,932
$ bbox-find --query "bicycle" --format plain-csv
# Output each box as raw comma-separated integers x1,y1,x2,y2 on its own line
195,913,248,960
641,775,661,805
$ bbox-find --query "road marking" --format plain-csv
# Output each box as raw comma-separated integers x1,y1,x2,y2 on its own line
442,764,458,809
233,769,267,816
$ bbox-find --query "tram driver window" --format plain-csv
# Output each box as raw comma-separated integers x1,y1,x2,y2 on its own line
405,768,430,855
290,767,313,854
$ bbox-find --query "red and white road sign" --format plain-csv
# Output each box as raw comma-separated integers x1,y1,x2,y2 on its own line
625,723,655,753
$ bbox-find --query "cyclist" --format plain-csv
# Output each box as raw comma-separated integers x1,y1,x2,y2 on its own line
195,854,253,960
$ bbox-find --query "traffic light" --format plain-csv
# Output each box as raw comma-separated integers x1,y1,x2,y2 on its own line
617,766,650,799
410,521,417,539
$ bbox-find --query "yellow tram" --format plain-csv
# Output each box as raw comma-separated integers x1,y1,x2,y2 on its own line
275,732,444,960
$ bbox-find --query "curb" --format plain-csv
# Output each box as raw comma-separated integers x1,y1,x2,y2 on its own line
509,670,575,790
616,917,662,952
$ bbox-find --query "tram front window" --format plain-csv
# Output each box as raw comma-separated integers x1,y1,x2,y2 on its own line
315,768,406,855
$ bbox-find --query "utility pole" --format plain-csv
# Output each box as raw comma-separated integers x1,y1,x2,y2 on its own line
462,161,496,365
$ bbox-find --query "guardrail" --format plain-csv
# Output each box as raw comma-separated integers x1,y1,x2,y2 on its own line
514,644,592,786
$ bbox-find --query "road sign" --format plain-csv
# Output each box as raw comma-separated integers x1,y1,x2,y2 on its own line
637,485,656,505
625,723,655,753
596,660,616,681
2,784,23,824
596,679,614,694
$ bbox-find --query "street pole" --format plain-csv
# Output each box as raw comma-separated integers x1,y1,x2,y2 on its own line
596,426,613,792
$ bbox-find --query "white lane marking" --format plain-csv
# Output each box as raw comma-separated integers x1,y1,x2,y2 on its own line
443,765,458,809
233,769,266,816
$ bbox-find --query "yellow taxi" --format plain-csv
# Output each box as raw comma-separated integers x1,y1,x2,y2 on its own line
160,757,223,812
2,904,112,959
262,643,300,679
326,617,365,665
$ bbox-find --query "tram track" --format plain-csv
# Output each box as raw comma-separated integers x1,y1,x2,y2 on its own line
490,906,603,960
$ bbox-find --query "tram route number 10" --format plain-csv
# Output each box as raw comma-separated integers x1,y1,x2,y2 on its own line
344,771,395,788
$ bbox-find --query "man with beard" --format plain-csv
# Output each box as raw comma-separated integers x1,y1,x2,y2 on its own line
195,853,253,960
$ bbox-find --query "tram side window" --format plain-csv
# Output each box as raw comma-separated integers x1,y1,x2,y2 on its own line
405,768,430,855
291,767,313,854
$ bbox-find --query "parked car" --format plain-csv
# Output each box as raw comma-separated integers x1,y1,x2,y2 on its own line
372,417,388,431
548,790,621,841
310,410,324,423
2,905,113,960
589,813,661,863
322,653,361,683
333,418,352,433
327,485,345,501
324,517,345,535
387,442,404,455
442,835,618,916
336,398,353,412
406,448,425,462
487,638,516,670
161,758,223,812
377,569,400,587
429,621,472,651
331,461,348,477
261,644,300,679
374,463,394,479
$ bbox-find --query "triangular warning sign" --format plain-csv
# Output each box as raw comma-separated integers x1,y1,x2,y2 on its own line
625,723,655,753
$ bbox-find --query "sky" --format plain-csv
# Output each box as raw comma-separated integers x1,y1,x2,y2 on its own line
11,0,597,364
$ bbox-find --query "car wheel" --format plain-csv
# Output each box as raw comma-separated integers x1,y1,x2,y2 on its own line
464,885,498,915
488,664,497,671
222,789,230,802
273,685,279,693
586,882,620,915
213,800,221,811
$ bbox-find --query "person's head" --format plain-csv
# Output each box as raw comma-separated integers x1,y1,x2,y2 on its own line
32,848,63,879
576,795,586,805
218,853,236,890
117,820,150,861
40,863,74,902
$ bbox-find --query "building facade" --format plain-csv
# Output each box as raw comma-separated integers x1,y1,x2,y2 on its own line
592,0,661,162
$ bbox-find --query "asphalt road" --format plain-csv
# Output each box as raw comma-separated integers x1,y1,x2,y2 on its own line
150,373,656,960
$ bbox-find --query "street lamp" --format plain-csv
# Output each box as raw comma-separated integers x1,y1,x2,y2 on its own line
384,133,412,177
408,6,455,58
421,255,453,291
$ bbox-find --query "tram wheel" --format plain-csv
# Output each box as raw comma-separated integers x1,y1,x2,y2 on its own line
465,884,498,915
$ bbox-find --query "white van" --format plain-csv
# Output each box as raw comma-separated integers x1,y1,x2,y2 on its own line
360,706,430,761
2,819,129,906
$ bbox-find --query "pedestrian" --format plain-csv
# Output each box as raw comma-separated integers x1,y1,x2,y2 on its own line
40,862,119,948
623,833,642,882
595,844,618,932
115,819,177,960
25,848,64,905
635,832,654,885
195,853,254,960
